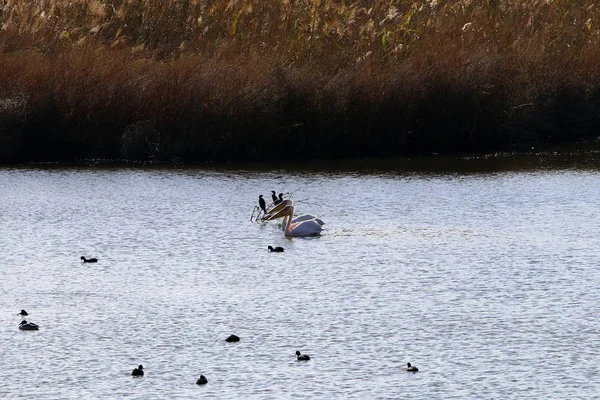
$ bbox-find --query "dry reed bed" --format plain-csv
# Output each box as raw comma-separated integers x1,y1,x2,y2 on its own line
1,0,600,162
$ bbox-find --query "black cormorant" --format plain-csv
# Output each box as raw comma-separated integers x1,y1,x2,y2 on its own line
259,195,267,213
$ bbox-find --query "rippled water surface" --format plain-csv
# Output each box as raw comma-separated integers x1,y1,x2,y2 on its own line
1,155,599,399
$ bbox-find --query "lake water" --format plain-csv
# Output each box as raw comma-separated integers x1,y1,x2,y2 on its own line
1,153,599,399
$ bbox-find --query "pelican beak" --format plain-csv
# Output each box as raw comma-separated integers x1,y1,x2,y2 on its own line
267,202,287,215
265,206,288,221
263,200,292,219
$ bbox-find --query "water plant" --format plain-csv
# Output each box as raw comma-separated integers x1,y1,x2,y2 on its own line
1,0,599,162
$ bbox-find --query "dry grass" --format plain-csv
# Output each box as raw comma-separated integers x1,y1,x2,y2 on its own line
1,0,600,162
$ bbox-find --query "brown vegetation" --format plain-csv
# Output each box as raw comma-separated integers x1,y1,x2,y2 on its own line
1,0,600,162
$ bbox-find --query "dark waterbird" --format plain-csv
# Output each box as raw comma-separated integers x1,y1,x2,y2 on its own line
296,351,310,361
132,365,144,376
274,193,284,205
268,246,284,253
225,334,240,342
258,195,267,213
18,309,28,316
196,375,208,385
81,256,98,263
405,362,419,372
271,191,278,203
19,320,39,330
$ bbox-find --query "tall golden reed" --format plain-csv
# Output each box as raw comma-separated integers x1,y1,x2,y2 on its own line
1,1,599,161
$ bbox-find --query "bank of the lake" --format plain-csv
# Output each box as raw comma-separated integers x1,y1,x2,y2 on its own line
2,1,600,163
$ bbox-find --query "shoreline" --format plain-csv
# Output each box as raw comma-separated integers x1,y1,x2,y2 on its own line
3,142,600,172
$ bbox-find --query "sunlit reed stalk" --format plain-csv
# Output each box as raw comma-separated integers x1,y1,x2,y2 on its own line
1,1,600,162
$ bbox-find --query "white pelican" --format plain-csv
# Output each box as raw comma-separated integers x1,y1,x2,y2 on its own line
264,200,324,226
266,205,323,237
291,214,325,225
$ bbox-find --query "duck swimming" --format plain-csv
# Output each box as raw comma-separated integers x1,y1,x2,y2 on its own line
196,375,208,385
19,320,39,330
225,334,240,342
268,246,284,252
132,365,144,376
296,351,310,361
18,309,28,316
81,256,98,263
405,362,419,372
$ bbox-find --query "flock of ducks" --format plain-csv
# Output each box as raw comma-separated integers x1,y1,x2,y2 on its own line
16,305,322,384
15,196,419,391
16,306,419,379
258,192,419,374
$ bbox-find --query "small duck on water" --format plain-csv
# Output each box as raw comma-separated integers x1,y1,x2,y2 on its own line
296,351,310,361
18,309,28,316
132,365,144,376
196,375,208,385
225,334,240,342
268,246,284,252
19,320,39,330
81,256,98,263
405,362,419,372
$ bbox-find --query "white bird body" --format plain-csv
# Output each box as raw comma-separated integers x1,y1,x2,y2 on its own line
291,214,325,225
265,200,324,226
268,205,323,237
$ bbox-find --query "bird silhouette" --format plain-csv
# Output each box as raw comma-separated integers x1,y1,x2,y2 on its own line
259,195,267,213
132,365,144,376
406,362,419,372
225,334,240,342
